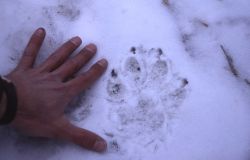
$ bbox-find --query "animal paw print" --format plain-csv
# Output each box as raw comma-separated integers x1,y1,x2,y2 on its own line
106,69,126,103
105,46,189,152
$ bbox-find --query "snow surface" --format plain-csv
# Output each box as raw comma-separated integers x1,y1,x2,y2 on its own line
0,0,250,160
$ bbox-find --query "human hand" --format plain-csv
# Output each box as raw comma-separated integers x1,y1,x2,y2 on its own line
6,28,108,152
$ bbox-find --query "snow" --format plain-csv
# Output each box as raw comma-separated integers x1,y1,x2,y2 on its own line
0,0,250,160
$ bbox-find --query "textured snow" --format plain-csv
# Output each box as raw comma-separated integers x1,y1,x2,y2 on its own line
0,0,250,160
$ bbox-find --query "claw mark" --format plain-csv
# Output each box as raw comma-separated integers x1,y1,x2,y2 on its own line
158,48,163,56
111,69,118,78
182,78,189,87
130,46,136,54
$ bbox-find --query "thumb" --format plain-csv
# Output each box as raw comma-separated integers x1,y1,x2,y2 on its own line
55,120,107,152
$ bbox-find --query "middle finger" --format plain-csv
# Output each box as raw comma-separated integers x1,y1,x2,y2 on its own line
53,44,97,81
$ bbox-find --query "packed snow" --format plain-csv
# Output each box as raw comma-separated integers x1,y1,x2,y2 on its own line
0,0,250,160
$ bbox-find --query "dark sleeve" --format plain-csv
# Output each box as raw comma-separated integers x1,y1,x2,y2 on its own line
0,78,3,102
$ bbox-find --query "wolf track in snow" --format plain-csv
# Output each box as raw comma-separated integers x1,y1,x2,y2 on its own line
105,46,189,153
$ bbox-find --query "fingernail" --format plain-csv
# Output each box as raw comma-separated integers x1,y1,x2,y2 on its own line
35,28,45,36
97,59,108,68
85,43,97,53
70,36,82,46
93,140,107,152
